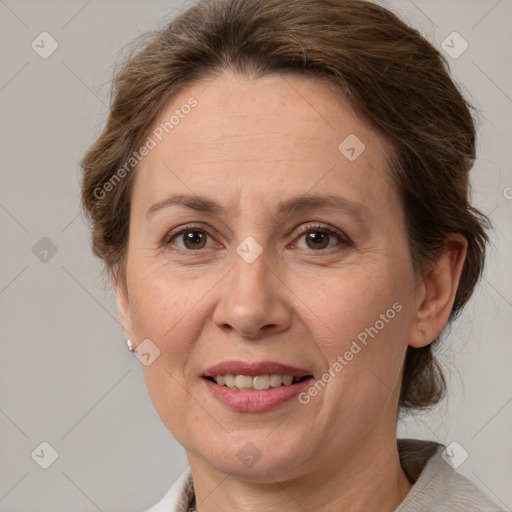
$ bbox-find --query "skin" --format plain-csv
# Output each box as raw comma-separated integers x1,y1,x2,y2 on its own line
115,71,467,511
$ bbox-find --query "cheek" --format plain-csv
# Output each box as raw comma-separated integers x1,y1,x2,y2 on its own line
297,265,411,409
128,256,206,334
128,271,209,438
126,267,210,380
300,266,406,351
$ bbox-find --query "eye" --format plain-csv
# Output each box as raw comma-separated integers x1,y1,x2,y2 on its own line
165,225,217,251
163,223,350,253
293,224,349,251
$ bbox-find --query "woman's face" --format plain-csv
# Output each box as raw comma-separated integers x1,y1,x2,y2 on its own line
118,71,421,479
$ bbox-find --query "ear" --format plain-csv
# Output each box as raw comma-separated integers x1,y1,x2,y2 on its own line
112,271,135,342
409,234,468,348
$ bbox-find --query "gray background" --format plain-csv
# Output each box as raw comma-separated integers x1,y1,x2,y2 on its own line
0,0,511,510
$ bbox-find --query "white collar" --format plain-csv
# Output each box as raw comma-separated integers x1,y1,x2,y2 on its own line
144,468,194,512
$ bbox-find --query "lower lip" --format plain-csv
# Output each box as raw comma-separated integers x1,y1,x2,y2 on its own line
203,378,313,412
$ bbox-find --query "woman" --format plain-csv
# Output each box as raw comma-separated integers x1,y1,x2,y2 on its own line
80,0,503,510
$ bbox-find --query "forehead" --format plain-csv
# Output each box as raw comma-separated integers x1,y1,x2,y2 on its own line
132,71,394,214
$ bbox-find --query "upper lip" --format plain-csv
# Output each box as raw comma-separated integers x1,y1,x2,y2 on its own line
203,360,312,378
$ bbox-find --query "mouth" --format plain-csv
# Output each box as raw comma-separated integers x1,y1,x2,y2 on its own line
202,361,314,411
204,374,310,390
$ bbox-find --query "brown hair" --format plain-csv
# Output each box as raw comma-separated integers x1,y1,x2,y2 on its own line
80,0,490,410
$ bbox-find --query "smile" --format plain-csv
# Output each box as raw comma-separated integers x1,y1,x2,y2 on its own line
207,374,308,390
202,361,314,411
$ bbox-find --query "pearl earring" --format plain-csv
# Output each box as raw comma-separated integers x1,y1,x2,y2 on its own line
127,339,134,352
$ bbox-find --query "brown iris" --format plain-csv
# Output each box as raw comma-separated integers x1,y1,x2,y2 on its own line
305,231,330,250
182,230,207,250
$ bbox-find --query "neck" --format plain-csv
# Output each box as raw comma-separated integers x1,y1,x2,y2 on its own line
187,436,413,512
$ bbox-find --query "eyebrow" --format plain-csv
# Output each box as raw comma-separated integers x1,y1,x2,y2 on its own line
145,193,371,222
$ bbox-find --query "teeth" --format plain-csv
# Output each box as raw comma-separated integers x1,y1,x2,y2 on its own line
235,375,253,390
253,375,270,390
282,375,293,386
270,374,283,387
213,374,300,390
224,374,235,387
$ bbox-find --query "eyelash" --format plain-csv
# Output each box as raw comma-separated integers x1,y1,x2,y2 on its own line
162,223,351,253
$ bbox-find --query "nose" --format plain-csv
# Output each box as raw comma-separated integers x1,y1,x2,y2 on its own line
212,244,292,340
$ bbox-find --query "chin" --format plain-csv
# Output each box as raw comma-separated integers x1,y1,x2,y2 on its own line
189,429,311,482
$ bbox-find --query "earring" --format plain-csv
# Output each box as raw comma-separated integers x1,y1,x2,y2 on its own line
127,339,134,352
